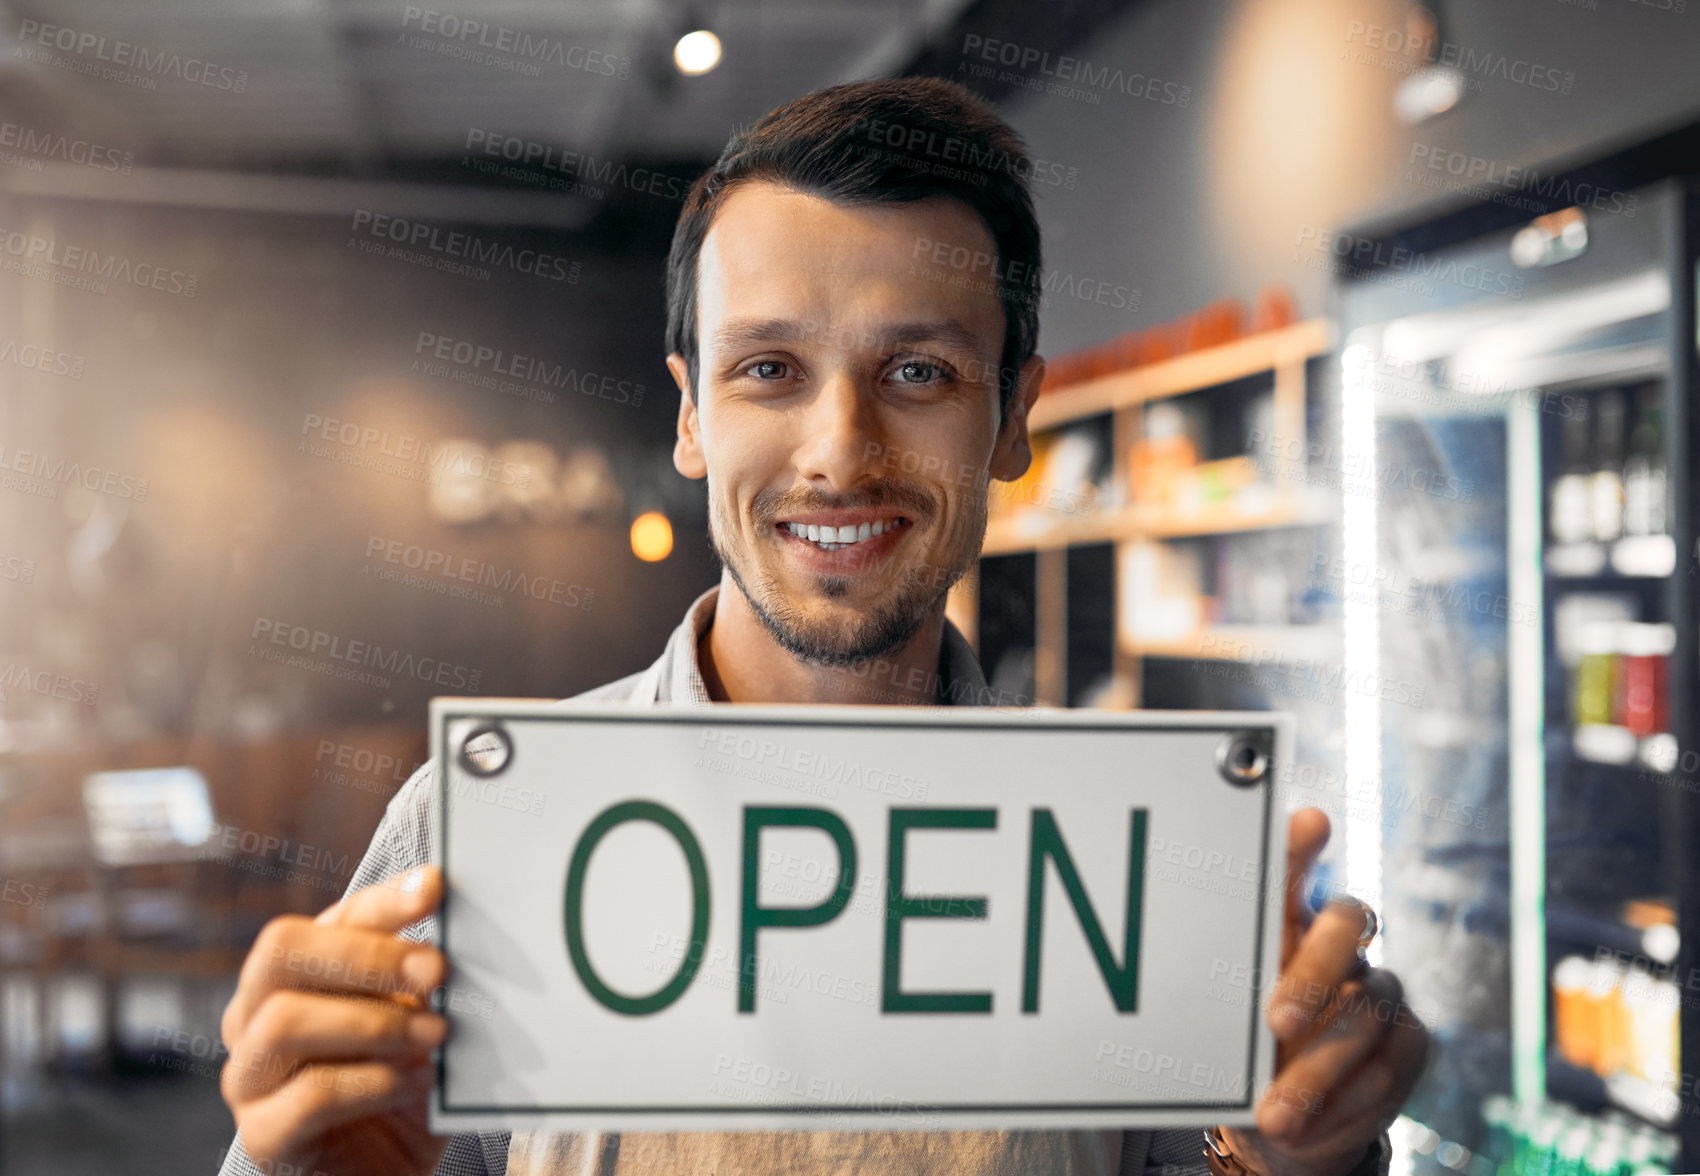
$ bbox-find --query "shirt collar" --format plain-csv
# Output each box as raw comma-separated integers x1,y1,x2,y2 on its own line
652,584,990,707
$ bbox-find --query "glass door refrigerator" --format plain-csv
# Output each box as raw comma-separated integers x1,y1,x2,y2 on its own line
1330,155,1700,1176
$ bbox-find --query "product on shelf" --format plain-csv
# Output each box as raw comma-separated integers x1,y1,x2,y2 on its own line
1034,290,1300,394
1552,410,1594,546
1482,1094,1677,1175
1568,621,1674,740
1573,622,1621,729
1622,388,1667,538
1551,952,1679,1091
1591,390,1626,543
1616,623,1674,737
1129,401,1198,509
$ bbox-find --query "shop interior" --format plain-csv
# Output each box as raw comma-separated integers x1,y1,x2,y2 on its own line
1,0,1699,1173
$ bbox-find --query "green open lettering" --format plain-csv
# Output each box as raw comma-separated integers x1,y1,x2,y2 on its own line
1022,808,1148,1013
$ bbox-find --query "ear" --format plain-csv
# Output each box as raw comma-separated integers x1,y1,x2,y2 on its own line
668,352,707,480
988,353,1046,483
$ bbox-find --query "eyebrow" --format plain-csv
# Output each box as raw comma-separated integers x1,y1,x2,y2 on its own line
708,316,988,358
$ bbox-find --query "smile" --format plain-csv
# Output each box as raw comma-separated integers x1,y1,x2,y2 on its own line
778,516,910,551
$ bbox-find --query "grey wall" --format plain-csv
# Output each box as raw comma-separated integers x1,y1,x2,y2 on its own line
999,0,1700,354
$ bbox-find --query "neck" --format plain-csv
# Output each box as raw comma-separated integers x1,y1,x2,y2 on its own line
699,572,948,706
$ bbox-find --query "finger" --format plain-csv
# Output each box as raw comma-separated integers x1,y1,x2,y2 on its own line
1281,809,1331,970
317,866,443,932
222,990,447,1105
224,917,444,1039
1286,1003,1430,1145
1258,970,1403,1139
235,1061,435,1162
1269,896,1376,1047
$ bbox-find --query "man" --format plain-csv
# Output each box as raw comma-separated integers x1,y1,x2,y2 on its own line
217,76,1427,1176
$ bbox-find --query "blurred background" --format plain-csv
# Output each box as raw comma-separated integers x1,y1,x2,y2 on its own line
1,0,1699,1172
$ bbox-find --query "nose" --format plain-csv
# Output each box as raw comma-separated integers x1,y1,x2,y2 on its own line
793,363,884,495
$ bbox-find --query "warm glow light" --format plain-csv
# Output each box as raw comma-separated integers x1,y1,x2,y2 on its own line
630,511,674,561
673,30,721,75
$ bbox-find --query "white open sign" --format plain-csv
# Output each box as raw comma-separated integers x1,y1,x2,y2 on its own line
429,701,1289,1134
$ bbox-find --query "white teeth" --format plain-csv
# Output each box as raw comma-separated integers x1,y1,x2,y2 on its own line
781,517,905,549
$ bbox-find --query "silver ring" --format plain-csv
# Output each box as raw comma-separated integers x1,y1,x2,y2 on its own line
1356,903,1379,960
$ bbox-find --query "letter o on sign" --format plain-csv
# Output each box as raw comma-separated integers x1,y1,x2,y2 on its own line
564,800,711,1015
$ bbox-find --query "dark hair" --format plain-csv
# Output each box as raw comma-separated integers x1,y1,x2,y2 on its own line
664,76,1042,419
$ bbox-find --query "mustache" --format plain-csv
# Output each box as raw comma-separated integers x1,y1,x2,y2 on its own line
752,478,937,526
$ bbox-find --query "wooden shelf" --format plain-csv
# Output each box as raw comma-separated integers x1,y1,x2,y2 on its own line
966,316,1337,707
981,493,1330,555
1029,318,1331,431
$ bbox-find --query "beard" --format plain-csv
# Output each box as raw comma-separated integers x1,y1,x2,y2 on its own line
707,477,980,669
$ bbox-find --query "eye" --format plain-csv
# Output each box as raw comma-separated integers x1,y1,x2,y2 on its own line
890,358,949,385
746,359,791,381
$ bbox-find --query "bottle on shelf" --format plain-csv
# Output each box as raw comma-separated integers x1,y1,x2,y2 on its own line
1572,622,1621,729
1551,409,1594,546
1481,1095,1679,1176
1591,390,1626,543
1622,389,1667,538
1616,622,1673,738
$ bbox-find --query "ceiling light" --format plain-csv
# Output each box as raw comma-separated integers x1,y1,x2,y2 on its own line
673,30,721,76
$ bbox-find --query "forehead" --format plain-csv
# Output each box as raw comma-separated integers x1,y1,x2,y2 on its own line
695,179,1005,350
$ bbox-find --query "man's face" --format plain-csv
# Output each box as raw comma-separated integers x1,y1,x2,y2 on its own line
667,179,1042,667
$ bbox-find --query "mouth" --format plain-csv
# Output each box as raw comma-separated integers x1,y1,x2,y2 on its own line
774,515,914,552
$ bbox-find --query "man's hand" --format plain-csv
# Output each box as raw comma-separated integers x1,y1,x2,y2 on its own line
220,866,451,1176
1216,809,1429,1176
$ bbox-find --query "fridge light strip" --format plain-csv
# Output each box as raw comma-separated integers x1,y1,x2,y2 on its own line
1339,338,1385,965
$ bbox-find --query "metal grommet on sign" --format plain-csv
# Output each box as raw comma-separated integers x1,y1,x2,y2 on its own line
459,723,513,778
1214,730,1270,788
